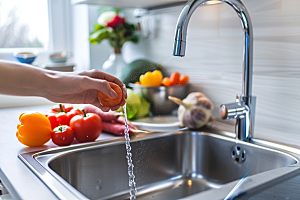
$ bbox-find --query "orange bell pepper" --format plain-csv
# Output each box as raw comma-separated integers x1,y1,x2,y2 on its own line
17,111,52,147
139,70,163,86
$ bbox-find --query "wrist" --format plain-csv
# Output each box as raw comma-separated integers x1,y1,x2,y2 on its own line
39,69,60,100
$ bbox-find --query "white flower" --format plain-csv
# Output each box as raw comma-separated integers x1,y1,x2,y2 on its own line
97,11,116,25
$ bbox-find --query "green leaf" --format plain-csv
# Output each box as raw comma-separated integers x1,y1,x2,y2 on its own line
130,34,139,43
115,8,121,14
94,24,105,31
89,39,99,45
89,28,109,44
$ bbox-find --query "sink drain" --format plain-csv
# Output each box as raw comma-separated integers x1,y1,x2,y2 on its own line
231,145,246,164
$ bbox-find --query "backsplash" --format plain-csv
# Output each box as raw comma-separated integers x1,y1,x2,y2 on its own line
141,0,300,145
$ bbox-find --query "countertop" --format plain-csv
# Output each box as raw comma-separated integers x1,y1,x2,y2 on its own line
0,105,117,200
0,105,300,200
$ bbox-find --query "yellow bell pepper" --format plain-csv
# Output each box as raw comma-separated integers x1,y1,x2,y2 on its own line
139,70,163,86
16,111,52,147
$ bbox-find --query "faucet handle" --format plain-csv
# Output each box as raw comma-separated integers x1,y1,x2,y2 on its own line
219,102,247,120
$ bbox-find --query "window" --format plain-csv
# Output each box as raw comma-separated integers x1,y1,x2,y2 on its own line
0,0,73,58
0,0,74,108
0,0,49,49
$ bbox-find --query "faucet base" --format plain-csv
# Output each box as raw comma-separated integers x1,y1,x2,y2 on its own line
220,95,256,141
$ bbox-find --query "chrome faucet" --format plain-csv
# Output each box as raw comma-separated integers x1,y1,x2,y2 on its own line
173,0,256,141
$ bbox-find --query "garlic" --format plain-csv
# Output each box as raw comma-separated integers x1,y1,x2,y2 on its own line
169,92,214,129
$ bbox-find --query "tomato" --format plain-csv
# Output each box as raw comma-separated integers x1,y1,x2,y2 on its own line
51,104,66,113
46,104,83,130
67,108,84,120
45,104,77,116
47,112,69,130
48,104,73,113
52,125,74,146
70,110,102,143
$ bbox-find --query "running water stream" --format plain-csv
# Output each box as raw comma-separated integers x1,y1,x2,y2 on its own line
123,103,137,200
160,56,174,65
121,56,175,199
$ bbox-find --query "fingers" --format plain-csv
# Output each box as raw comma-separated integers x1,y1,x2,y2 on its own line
80,77,118,99
122,84,127,99
79,69,127,99
78,70,127,110
110,105,121,111
89,98,111,112
119,98,126,107
80,69,125,90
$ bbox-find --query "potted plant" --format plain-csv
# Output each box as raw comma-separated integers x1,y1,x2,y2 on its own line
89,10,138,76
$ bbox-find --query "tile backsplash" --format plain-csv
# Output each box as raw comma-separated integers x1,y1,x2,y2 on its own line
141,0,300,146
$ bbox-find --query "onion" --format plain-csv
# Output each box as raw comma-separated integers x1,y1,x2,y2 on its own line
169,92,214,129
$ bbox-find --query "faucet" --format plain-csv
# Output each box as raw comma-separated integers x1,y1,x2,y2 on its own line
173,0,256,141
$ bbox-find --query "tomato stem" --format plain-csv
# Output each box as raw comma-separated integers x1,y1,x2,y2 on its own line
59,104,66,113
82,109,87,117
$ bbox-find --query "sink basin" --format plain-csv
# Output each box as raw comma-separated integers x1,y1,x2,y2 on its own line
19,125,300,200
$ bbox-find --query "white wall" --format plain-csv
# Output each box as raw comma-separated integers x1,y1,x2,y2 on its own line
138,0,300,146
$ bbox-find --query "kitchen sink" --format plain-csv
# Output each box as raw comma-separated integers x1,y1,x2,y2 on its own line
19,124,300,200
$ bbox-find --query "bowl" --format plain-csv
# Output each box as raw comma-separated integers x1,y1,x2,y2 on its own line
49,51,68,63
129,83,189,115
13,51,39,64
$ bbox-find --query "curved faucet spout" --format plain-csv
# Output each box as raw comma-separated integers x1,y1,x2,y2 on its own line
173,0,253,97
173,0,255,141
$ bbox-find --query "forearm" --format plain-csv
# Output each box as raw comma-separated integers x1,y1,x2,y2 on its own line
0,60,126,111
0,60,55,97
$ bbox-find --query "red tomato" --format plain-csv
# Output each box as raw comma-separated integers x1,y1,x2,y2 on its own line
46,104,74,115
47,112,69,130
52,125,74,146
46,104,83,130
70,111,102,143
67,108,84,120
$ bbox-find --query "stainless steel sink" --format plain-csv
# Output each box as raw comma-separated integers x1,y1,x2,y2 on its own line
19,124,300,200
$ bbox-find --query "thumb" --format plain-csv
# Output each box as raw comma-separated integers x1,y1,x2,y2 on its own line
81,77,118,99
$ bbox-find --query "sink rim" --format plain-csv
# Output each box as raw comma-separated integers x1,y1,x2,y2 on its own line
18,124,300,200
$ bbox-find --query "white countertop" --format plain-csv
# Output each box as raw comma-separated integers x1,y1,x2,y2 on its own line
1,104,300,200
0,105,117,200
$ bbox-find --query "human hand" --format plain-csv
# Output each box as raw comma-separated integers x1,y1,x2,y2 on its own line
45,69,127,111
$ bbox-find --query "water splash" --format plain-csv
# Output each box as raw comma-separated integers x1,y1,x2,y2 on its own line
159,56,174,66
123,103,137,200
